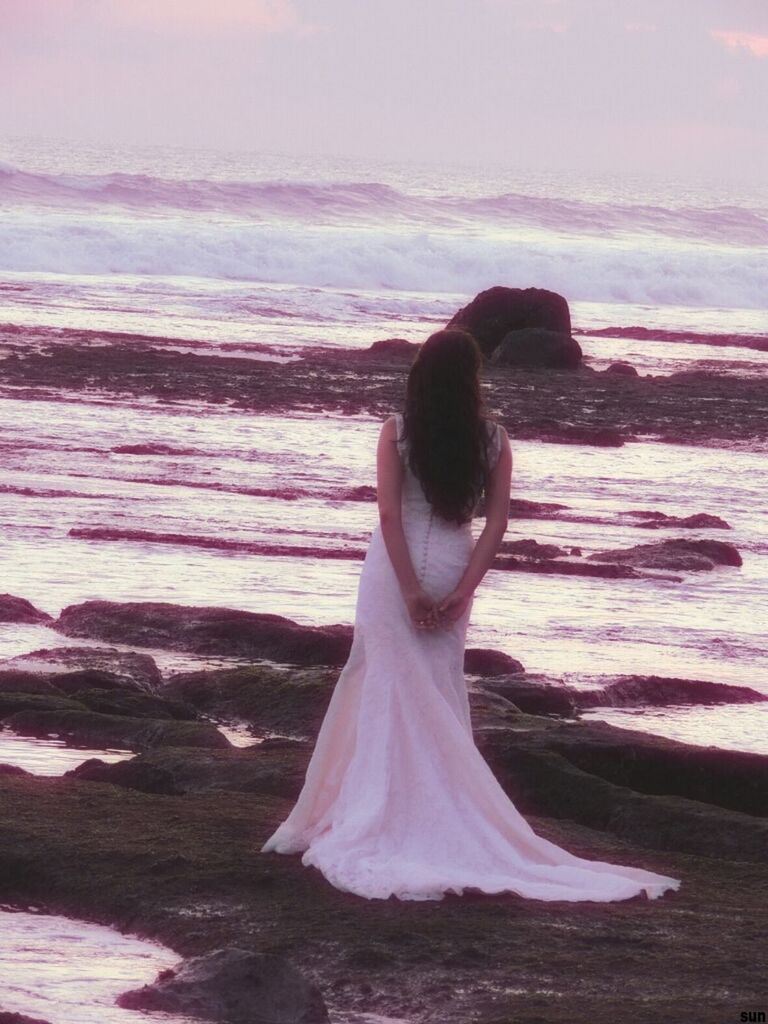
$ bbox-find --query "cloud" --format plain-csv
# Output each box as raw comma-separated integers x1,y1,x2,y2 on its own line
710,29,768,59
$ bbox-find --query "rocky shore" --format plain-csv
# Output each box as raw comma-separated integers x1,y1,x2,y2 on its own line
2,321,768,448
1,597,767,1024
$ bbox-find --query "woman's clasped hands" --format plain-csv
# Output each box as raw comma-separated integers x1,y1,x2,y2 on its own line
404,585,472,631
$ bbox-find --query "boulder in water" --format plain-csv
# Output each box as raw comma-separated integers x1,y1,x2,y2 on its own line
604,361,639,376
0,595,52,624
448,286,572,356
464,648,525,676
588,538,742,571
490,327,582,369
364,338,420,359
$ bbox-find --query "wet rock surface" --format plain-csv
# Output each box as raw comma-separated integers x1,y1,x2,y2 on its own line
1,606,767,1021
1,712,767,1024
6,709,229,753
117,946,330,1023
67,739,309,799
1,647,162,692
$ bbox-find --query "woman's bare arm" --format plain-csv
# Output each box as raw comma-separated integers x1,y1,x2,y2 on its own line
438,426,512,621
376,416,438,628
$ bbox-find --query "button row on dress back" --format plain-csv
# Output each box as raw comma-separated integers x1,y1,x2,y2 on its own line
417,507,434,586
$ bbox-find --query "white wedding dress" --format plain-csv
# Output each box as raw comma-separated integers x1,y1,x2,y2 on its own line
261,415,681,902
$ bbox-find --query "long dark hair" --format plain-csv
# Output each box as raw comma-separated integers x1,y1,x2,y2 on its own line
402,328,491,524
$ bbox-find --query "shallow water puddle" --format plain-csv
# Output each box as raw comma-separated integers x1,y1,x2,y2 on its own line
0,728,132,775
0,907,194,1024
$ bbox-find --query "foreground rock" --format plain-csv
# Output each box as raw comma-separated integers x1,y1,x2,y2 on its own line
117,947,329,1024
1,712,767,1023
478,718,768,832
67,739,309,798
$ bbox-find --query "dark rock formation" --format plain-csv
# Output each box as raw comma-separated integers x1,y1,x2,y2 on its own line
448,286,572,356
0,764,30,777
589,538,742,571
483,719,768,820
574,674,766,709
464,648,525,677
342,484,377,502
0,671,60,695
480,728,768,863
489,327,582,370
5,709,229,752
500,538,567,560
117,947,329,1024
493,555,649,580
0,595,52,624
630,511,731,530
70,688,197,721
509,498,570,518
3,647,161,691
478,674,578,717
165,665,337,739
0,1011,54,1024
66,757,182,795
364,338,420,360
0,692,86,719
54,602,354,667
511,423,624,446
68,741,309,800
604,362,639,377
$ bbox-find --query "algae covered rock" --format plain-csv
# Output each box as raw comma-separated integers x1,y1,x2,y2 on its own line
117,947,329,1024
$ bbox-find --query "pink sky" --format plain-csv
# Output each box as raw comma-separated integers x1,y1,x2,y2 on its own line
1,0,767,180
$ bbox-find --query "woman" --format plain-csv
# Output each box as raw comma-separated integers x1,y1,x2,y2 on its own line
261,329,681,903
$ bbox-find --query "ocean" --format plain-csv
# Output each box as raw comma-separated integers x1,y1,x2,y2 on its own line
1,135,767,760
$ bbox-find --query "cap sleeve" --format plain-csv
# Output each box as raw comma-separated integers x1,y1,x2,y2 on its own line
486,420,502,471
393,413,407,455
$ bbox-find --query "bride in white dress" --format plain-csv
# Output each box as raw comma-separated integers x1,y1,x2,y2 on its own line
261,329,681,903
